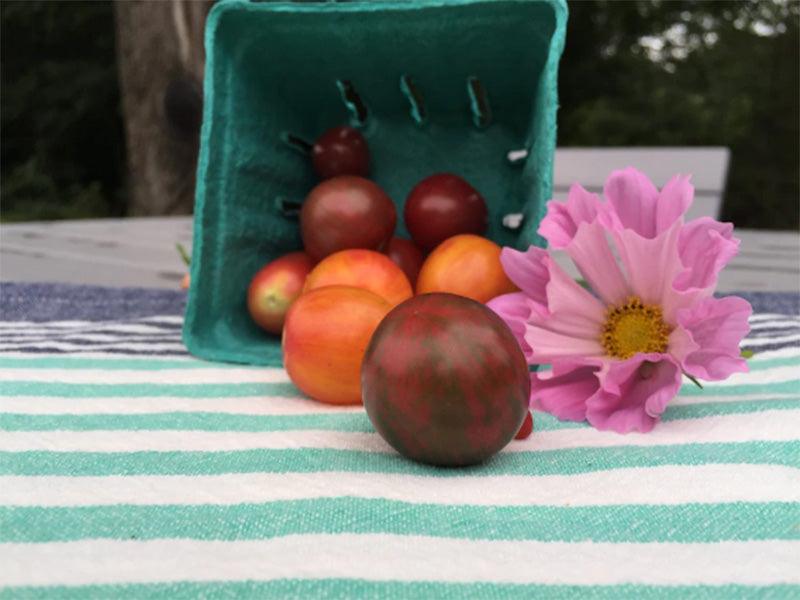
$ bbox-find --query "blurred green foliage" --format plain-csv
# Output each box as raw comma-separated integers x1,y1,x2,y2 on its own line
560,0,799,228
0,0,797,228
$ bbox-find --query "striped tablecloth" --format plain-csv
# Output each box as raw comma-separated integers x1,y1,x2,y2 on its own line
1,283,798,598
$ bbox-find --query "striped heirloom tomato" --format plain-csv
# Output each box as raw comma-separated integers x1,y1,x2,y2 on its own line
361,293,530,466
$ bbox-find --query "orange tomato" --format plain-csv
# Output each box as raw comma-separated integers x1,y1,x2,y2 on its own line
416,234,517,303
282,285,392,405
303,249,413,306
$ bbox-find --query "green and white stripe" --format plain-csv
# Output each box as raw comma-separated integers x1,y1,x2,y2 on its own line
1,319,798,598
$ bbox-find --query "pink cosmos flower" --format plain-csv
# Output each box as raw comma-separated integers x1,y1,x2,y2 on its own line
488,167,751,433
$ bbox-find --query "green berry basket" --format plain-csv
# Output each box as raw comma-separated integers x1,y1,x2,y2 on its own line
184,0,568,366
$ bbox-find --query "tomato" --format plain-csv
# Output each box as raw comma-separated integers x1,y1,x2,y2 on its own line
416,234,516,303
361,293,530,466
404,173,488,251
303,249,413,307
515,411,533,440
283,285,392,405
385,236,425,288
311,126,370,179
247,252,314,335
301,176,396,262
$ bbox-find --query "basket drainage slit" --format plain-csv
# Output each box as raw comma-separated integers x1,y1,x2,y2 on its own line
467,76,492,129
400,75,427,126
274,197,302,219
336,79,368,127
280,132,313,155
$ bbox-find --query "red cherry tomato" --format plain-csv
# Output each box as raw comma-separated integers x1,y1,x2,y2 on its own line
385,237,425,288
515,411,533,440
404,173,488,251
301,175,396,262
312,126,370,179
247,252,314,335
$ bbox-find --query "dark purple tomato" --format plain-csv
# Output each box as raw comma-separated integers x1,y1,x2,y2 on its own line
385,236,425,288
404,173,488,251
361,293,530,467
301,176,396,263
312,126,370,179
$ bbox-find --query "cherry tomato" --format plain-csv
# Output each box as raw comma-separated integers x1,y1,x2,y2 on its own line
301,175,396,262
404,173,488,251
385,237,425,288
515,411,534,440
312,126,370,179
304,249,413,307
283,285,392,405
247,252,314,335
416,234,517,303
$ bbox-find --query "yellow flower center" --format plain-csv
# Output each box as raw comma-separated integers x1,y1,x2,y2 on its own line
601,297,671,359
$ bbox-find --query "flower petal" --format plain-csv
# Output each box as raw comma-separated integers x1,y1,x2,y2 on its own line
524,324,606,363
566,221,630,305
675,295,752,381
521,254,607,362
674,217,740,292
656,174,694,234
614,219,699,322
531,360,601,422
499,246,549,305
537,184,603,249
586,354,682,434
603,167,660,238
487,292,534,359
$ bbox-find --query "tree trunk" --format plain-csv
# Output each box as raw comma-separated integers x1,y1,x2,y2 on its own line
114,0,212,216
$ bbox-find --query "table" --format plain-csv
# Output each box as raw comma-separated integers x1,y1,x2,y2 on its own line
1,217,798,293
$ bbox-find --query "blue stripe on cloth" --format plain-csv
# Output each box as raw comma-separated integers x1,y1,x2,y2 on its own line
0,284,797,323
0,283,186,321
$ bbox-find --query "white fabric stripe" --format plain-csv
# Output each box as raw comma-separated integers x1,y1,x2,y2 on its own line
0,342,188,352
0,395,356,416
749,320,800,331
683,365,800,386
742,334,800,346
3,392,791,414
0,324,182,337
0,365,795,387
0,368,288,384
2,465,798,508
1,536,797,587
1,410,797,453
0,333,181,344
747,347,800,360
671,392,799,406
0,317,183,329
748,313,800,322
0,352,191,359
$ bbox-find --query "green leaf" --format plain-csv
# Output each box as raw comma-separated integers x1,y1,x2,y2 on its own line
176,243,191,267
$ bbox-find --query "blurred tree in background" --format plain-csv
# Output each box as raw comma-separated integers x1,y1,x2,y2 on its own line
1,1,125,221
1,0,798,228
560,0,799,228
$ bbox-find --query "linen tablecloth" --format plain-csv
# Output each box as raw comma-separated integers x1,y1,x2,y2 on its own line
1,282,798,598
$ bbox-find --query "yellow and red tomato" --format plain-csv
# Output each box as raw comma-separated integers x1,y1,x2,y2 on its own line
416,234,516,303
303,249,413,307
282,285,392,405
247,252,314,335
